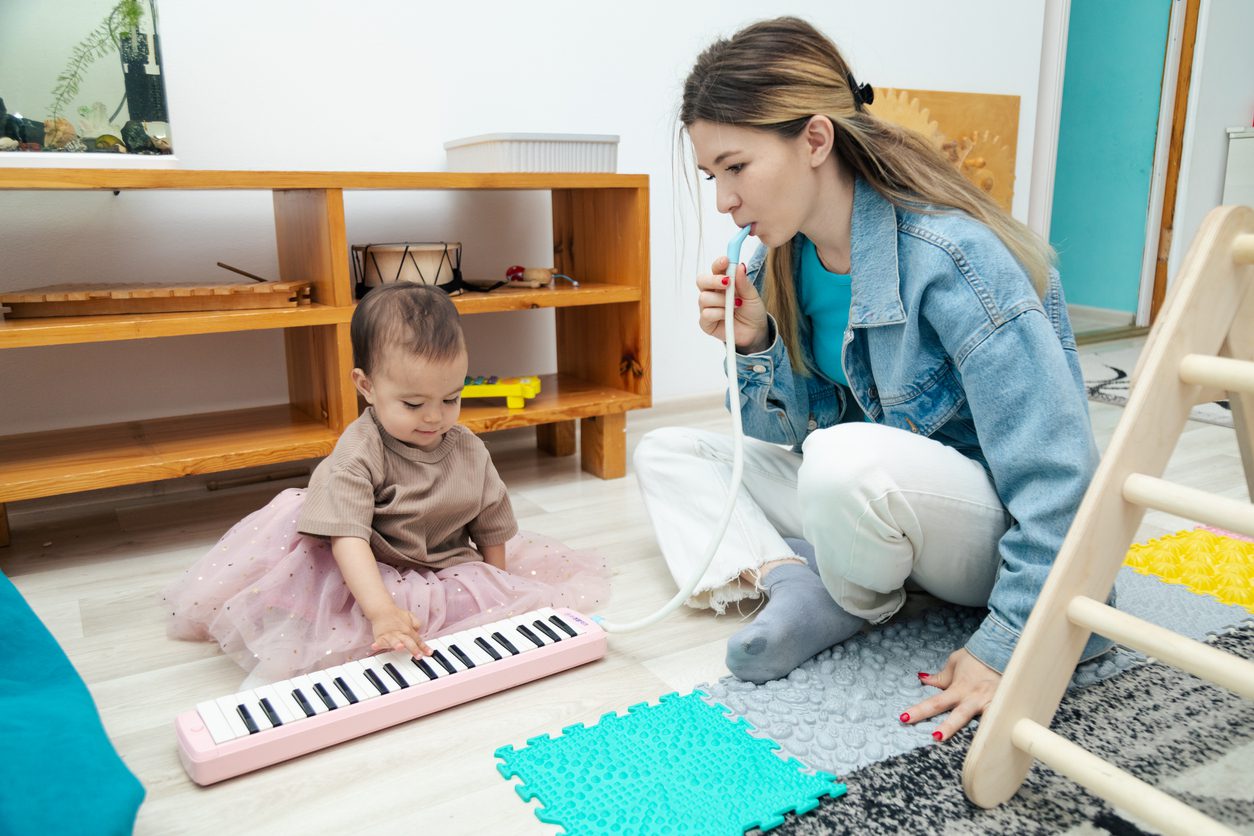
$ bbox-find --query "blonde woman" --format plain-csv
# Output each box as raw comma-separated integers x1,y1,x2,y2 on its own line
635,17,1111,742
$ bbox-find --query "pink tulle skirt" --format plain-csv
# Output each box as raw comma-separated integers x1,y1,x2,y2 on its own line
163,488,610,683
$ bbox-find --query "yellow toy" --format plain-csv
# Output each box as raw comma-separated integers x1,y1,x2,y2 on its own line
461,375,541,409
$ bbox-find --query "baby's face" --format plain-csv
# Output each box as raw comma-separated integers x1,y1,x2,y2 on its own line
354,347,469,450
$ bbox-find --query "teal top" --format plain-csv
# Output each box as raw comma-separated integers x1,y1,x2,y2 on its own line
797,237,852,385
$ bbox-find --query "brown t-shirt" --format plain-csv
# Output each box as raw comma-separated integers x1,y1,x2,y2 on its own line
297,409,518,570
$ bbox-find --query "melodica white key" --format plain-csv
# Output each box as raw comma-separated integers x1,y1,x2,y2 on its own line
175,607,605,785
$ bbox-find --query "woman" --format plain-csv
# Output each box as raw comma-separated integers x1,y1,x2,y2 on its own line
634,16,1110,741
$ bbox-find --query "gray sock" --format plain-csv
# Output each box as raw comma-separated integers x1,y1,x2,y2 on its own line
726,554,865,684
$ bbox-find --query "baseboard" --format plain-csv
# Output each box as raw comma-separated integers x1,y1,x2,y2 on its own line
1069,303,1137,330
1077,325,1151,346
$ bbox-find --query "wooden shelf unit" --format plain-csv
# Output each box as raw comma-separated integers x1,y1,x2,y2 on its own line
0,169,651,545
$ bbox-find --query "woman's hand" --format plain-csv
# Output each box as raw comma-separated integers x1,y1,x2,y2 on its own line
697,256,769,353
368,603,432,658
900,647,1002,741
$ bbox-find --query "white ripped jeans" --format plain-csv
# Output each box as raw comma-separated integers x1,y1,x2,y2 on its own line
632,422,1011,621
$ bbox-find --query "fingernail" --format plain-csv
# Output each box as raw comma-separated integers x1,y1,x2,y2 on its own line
740,262,746,272
735,298,743,307
899,712,910,723
932,731,943,741
721,276,729,286
917,672,929,680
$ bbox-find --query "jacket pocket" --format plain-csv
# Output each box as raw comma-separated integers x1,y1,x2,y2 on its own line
878,363,964,437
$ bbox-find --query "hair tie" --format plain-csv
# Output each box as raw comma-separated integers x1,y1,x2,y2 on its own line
847,73,874,109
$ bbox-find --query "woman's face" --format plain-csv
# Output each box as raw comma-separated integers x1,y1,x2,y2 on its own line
689,120,818,249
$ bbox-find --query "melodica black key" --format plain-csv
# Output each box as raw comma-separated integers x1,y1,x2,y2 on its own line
363,668,390,695
258,698,283,728
532,619,561,642
334,676,359,705
429,649,458,675
236,704,260,735
491,631,520,656
383,663,410,689
474,637,503,661
292,689,317,718
313,682,338,711
516,623,545,648
549,614,578,638
447,644,476,669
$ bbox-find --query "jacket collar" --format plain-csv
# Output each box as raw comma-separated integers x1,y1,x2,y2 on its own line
848,177,906,326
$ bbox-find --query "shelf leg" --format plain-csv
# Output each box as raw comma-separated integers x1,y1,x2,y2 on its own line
0,504,9,548
537,421,576,458
580,413,626,479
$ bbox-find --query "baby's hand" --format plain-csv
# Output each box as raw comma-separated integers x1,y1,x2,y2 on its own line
369,605,432,658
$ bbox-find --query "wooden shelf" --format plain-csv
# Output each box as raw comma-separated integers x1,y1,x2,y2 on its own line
0,169,647,191
459,373,650,433
0,282,641,350
0,405,339,504
0,168,650,540
0,303,350,349
450,282,640,314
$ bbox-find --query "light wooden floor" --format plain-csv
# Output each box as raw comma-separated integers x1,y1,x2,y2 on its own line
2,336,1248,835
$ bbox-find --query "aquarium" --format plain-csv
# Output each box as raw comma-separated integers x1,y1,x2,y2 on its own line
0,0,173,155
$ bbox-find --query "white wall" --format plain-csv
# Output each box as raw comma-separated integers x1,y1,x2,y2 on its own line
0,0,1047,435
1168,0,1254,281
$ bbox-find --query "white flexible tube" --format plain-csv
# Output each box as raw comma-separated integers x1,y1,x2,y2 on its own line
595,226,752,632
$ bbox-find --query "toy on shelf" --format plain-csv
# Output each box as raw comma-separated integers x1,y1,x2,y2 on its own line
462,375,542,409
0,279,312,318
504,265,580,289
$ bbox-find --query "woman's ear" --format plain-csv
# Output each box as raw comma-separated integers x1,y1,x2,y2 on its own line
351,368,375,404
803,115,835,168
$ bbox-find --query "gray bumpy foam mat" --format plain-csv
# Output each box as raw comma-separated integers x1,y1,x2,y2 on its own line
698,566,1251,778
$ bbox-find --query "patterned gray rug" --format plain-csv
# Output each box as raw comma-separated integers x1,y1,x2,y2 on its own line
699,567,1251,779
1081,352,1234,428
767,623,1254,835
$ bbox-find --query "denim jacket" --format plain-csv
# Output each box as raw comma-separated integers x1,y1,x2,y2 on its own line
732,177,1103,673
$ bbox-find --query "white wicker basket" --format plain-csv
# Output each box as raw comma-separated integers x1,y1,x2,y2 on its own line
443,132,619,173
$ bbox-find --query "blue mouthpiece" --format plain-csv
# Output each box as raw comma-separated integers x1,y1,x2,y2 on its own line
727,226,751,266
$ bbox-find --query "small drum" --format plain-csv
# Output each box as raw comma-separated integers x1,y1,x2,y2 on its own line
351,242,462,294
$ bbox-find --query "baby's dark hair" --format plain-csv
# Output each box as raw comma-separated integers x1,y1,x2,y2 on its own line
350,283,465,375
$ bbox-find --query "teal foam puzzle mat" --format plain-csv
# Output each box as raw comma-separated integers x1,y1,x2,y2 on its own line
496,691,846,834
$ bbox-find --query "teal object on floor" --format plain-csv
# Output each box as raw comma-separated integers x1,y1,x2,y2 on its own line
495,691,845,834
0,570,145,836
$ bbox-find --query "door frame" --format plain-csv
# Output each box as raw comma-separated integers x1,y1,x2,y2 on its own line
1140,0,1201,326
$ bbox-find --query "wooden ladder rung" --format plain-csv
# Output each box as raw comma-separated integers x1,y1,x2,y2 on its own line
1066,597,1254,698
1121,473,1254,539
1179,354,1254,394
1011,719,1239,836
1234,233,1254,264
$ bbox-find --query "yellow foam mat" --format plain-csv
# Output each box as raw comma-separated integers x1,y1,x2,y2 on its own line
1124,528,1254,612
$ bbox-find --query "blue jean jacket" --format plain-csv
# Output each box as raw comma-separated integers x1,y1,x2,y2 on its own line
731,178,1106,673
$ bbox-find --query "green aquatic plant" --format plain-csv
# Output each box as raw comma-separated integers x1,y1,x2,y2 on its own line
47,0,146,120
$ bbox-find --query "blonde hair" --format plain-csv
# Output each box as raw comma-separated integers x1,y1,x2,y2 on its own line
681,16,1055,370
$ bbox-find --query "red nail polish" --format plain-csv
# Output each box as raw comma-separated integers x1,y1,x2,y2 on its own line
721,276,729,286
899,712,910,723
932,731,943,741
735,298,743,307
917,672,928,680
